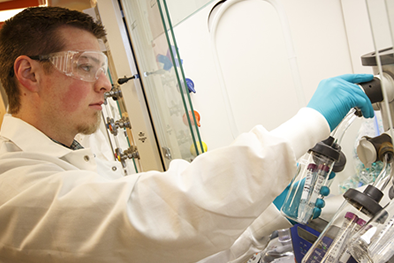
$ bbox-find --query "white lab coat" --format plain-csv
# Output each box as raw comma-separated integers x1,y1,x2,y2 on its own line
0,108,330,263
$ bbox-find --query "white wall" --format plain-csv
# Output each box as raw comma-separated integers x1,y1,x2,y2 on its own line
170,0,377,195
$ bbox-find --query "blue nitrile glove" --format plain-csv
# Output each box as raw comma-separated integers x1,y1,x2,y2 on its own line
273,172,336,221
307,74,374,131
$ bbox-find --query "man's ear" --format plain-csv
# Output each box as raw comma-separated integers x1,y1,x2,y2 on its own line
14,55,39,92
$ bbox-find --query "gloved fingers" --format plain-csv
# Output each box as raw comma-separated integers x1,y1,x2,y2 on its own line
337,73,374,84
319,186,330,197
350,91,374,118
328,171,336,180
315,198,325,209
336,77,375,118
356,101,374,119
312,207,321,219
331,75,374,116
312,199,325,219
307,74,374,131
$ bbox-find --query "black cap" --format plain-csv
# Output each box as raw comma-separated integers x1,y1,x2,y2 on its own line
333,151,346,173
309,136,341,162
344,185,384,217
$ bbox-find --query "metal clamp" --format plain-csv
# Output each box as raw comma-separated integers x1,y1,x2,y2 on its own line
114,146,140,167
106,117,132,136
105,86,123,101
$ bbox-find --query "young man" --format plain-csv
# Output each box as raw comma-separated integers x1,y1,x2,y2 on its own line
0,6,374,263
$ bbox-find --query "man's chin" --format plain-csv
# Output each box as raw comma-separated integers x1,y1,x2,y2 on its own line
78,126,99,135
77,114,101,135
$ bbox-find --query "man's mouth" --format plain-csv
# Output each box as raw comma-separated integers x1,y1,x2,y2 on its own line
89,101,104,110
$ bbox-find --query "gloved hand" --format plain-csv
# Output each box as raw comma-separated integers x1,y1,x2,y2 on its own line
273,171,336,222
307,74,374,131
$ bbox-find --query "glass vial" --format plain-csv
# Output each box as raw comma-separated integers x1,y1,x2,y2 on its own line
348,196,394,263
281,137,341,224
338,218,367,263
302,185,383,263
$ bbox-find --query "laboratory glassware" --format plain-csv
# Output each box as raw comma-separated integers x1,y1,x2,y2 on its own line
301,184,383,263
258,228,294,263
347,193,394,263
346,155,394,263
281,136,343,224
302,149,393,263
337,217,367,263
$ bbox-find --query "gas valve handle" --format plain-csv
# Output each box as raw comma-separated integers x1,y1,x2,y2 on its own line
357,133,393,167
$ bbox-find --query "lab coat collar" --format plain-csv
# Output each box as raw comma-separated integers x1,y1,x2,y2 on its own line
0,115,74,158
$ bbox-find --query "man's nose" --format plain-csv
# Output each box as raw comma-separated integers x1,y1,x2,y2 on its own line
95,70,112,92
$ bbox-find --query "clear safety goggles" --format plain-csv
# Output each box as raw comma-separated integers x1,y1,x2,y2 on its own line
29,50,108,82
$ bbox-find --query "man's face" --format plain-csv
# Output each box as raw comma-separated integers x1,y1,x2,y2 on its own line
38,26,111,136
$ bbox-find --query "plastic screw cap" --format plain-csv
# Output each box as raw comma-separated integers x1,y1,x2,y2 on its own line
190,141,207,157
345,212,358,221
183,110,201,127
307,163,317,171
186,78,196,93
176,78,196,94
356,218,366,227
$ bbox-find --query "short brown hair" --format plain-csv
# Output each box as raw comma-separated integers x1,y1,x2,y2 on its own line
0,6,106,114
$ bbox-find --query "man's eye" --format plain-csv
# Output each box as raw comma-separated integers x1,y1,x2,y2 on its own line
78,64,94,72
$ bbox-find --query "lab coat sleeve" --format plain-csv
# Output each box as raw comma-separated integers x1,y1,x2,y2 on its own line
198,204,292,263
125,107,330,262
125,124,297,262
0,108,330,263
271,107,330,159
197,107,331,263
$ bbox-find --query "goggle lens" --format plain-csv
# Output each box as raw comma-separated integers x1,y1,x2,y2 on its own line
73,51,108,82
44,51,108,82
